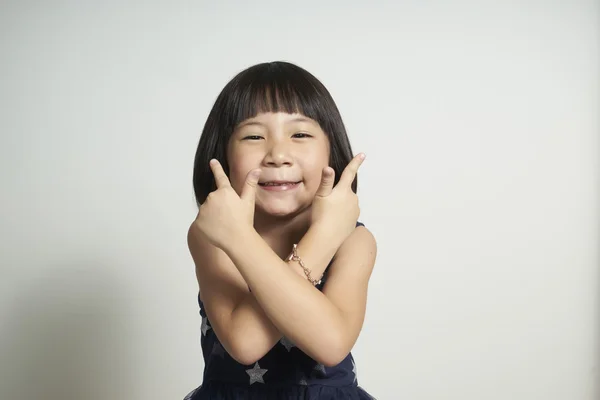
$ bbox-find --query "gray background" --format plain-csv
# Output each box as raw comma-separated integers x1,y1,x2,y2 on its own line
1,1,598,399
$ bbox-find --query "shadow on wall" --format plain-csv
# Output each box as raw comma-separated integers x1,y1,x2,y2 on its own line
0,260,136,400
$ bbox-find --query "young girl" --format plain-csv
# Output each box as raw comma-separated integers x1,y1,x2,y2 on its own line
184,61,377,399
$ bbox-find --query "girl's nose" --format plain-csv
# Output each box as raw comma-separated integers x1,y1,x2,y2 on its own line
263,142,293,167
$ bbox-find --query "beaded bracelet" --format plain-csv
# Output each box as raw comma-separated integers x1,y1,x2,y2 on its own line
287,244,322,286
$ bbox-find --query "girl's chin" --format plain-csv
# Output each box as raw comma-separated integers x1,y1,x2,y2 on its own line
255,203,311,220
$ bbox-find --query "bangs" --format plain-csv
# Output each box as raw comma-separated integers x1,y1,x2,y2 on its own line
219,62,329,135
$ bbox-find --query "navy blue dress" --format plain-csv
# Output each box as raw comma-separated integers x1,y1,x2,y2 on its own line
184,222,375,400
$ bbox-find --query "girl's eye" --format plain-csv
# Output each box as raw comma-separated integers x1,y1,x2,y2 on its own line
242,135,263,140
293,132,312,138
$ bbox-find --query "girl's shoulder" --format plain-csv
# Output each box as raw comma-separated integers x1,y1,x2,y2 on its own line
336,221,376,261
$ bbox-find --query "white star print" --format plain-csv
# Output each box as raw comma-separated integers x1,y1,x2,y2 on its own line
201,316,211,336
352,359,357,383
313,363,326,376
245,362,268,384
295,370,308,385
279,336,296,352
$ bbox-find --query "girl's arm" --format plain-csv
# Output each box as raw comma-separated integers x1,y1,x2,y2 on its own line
188,223,339,365
223,222,377,367
191,156,373,366
188,225,276,365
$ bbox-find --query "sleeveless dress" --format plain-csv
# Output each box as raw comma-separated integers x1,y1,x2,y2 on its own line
183,222,375,400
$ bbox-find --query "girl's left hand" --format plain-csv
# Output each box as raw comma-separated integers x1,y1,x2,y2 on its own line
194,159,261,249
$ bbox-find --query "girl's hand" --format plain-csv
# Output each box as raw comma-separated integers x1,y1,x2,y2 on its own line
194,159,261,249
311,153,366,248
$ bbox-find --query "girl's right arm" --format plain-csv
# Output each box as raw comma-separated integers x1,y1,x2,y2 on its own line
188,224,279,365
188,223,334,365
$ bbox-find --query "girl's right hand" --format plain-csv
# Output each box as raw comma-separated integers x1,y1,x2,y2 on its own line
310,153,366,248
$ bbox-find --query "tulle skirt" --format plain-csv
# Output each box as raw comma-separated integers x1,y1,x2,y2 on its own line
183,380,376,400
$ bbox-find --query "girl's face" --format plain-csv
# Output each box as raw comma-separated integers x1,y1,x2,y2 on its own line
227,112,330,218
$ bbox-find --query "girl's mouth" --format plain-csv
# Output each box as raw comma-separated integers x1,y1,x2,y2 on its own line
258,181,302,191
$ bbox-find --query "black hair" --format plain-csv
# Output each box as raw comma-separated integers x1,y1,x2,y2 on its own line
192,61,356,206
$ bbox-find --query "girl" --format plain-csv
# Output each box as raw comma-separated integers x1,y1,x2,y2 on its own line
185,61,377,399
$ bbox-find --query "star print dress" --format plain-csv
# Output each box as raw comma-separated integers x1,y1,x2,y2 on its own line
183,222,376,400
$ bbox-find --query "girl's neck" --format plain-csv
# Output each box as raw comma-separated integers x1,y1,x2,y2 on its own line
253,209,312,259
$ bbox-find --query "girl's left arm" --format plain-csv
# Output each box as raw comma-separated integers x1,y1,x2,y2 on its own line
223,223,377,367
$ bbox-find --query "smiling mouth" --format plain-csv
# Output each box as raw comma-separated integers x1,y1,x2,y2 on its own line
258,181,302,187
258,181,302,191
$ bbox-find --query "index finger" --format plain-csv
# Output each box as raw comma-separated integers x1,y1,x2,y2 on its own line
209,159,231,189
337,153,366,188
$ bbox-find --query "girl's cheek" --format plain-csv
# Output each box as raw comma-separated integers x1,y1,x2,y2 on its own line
306,168,325,192
227,163,248,193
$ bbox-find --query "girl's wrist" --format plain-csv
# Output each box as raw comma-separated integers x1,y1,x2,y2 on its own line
220,224,257,254
305,223,345,259
309,221,345,250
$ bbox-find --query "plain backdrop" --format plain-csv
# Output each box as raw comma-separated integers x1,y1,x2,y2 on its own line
0,1,598,399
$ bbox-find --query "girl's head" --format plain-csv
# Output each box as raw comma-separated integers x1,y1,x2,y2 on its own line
193,61,356,218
